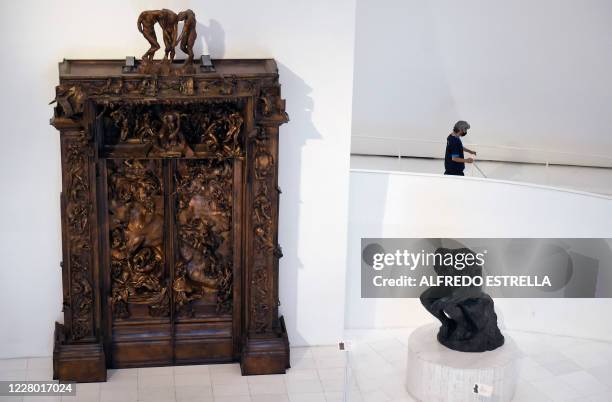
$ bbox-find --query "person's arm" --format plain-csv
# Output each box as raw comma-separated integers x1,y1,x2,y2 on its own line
452,157,474,163
173,22,178,47
137,14,144,33
463,146,477,155
176,27,184,46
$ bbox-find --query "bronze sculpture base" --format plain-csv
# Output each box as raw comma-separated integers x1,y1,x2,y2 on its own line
136,59,198,76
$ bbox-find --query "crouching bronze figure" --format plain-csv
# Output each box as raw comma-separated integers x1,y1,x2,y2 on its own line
420,247,505,352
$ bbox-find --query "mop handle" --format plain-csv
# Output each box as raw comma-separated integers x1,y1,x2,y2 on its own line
473,161,487,178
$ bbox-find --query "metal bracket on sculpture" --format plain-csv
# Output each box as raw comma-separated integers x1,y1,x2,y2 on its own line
122,56,137,73
200,55,216,72
273,245,283,259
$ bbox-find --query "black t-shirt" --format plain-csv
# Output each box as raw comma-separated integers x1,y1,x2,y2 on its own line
444,134,464,174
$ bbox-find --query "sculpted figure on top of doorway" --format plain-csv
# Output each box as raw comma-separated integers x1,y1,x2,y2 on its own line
136,8,200,74
137,9,179,62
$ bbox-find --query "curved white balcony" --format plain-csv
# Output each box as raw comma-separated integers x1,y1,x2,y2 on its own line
346,169,612,341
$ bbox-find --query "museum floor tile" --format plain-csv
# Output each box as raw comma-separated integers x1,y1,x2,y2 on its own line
1,328,611,401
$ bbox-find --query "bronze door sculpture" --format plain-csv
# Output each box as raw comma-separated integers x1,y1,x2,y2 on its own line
50,58,290,382
105,156,240,368
51,11,290,382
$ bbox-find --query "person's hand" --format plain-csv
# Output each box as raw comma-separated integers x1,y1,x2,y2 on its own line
470,150,477,156
466,158,474,163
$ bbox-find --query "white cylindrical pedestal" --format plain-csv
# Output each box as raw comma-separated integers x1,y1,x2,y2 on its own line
406,324,519,402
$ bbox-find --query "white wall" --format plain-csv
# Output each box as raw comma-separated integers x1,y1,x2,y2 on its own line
351,0,612,167
0,0,356,358
346,170,612,341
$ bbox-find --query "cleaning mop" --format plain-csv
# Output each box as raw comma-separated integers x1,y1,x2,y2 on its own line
473,160,487,178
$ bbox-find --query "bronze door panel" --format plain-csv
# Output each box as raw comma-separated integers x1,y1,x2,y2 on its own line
106,159,172,367
172,158,240,364
104,158,239,367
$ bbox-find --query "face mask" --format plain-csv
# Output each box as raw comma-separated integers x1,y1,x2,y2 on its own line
461,130,468,137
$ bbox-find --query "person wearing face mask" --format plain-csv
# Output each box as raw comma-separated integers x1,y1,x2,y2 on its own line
444,120,477,176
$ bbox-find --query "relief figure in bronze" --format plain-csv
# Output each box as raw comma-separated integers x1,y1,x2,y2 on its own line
137,9,179,61
177,9,197,64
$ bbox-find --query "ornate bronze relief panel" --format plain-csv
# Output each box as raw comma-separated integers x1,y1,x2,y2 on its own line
107,159,169,320
174,159,235,317
63,136,95,341
98,101,244,159
250,127,279,334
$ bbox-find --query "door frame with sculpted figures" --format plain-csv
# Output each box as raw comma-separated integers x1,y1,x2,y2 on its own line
96,99,248,368
51,59,290,382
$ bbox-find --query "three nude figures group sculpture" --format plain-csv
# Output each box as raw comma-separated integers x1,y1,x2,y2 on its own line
137,9,198,64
